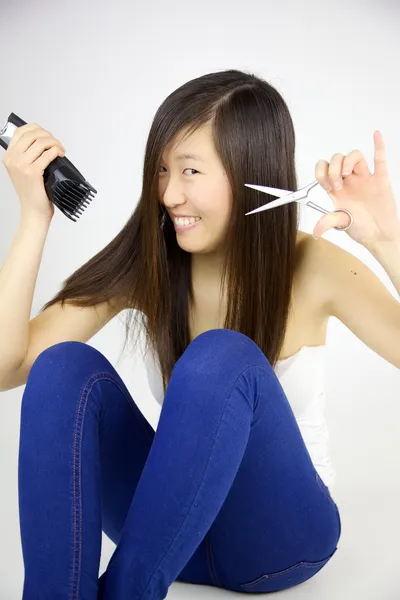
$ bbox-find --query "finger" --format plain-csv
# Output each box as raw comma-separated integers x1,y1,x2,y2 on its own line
13,130,56,157
328,153,346,190
312,211,350,239
373,130,388,178
315,159,332,191
343,149,371,178
7,123,41,151
25,135,66,164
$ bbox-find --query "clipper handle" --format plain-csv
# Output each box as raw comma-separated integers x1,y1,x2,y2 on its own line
0,112,27,149
0,112,97,222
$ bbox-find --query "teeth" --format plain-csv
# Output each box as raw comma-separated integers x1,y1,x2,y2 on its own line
174,216,201,226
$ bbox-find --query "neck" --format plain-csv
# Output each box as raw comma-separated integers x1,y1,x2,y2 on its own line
191,252,224,286
190,253,228,321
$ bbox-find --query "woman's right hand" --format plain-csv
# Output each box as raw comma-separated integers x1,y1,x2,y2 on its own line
2,123,66,221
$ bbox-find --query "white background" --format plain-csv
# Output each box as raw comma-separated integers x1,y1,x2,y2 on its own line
0,0,399,598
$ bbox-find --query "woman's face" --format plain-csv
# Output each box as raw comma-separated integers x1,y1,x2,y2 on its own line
159,122,233,256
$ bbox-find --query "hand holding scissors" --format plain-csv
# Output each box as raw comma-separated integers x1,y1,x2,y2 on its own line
244,179,353,234
244,131,400,248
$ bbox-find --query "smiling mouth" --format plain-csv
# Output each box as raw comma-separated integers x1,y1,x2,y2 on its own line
173,217,202,230
173,216,201,225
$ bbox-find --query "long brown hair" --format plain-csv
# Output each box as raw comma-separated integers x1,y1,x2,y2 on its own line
42,69,300,395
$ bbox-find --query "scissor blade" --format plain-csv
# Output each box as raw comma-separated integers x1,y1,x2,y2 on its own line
244,183,298,215
244,183,294,198
245,195,297,215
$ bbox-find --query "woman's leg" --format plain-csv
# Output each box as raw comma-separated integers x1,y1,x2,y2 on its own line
186,336,342,593
18,329,340,599
18,340,160,599
97,328,340,598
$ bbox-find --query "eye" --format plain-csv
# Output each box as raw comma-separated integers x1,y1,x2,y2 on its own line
158,166,199,175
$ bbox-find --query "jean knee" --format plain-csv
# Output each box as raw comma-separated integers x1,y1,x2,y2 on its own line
33,340,93,362
33,340,105,367
26,341,112,390
182,328,268,374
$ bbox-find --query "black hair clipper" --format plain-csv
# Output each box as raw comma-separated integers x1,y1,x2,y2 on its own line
0,112,97,222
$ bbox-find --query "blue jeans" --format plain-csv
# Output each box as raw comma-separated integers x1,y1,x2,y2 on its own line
18,328,341,599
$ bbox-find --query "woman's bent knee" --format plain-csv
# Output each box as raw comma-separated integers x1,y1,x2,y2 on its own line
180,328,269,375
28,341,112,382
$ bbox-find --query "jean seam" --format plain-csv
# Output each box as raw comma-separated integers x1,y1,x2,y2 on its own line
315,474,341,541
70,371,99,599
206,533,221,587
239,553,334,588
97,371,155,443
69,370,153,599
225,364,268,412
315,472,337,508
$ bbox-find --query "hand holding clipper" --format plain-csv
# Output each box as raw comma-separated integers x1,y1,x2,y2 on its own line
0,113,97,222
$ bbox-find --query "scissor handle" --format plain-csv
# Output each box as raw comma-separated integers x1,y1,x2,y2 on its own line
307,201,353,231
305,180,352,231
299,180,320,196
302,176,346,196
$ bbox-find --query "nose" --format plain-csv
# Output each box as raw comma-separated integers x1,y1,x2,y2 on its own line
160,177,186,211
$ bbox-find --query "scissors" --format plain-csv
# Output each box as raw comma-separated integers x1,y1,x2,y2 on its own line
244,179,353,231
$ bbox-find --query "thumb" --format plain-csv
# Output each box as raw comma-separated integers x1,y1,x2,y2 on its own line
313,211,348,239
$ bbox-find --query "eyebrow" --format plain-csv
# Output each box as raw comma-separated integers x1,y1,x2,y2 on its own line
174,153,205,162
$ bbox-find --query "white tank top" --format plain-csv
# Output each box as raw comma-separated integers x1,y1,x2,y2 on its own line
143,343,336,493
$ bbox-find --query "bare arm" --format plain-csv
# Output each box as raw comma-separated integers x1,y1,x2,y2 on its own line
0,297,124,392
0,211,127,392
0,122,127,392
0,213,52,381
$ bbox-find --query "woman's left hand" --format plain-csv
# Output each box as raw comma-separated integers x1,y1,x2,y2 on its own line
313,130,400,248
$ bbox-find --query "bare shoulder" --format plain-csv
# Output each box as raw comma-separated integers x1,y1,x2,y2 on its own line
298,230,391,319
299,231,400,368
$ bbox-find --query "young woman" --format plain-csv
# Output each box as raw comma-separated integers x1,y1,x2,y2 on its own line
1,69,399,599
